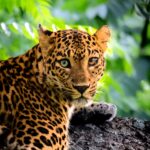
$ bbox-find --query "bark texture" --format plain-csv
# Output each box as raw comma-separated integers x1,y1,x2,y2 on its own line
69,117,150,150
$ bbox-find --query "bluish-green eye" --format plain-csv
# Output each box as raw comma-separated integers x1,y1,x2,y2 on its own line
60,59,71,68
88,57,99,66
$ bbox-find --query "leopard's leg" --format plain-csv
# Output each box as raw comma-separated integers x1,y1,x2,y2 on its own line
71,102,117,125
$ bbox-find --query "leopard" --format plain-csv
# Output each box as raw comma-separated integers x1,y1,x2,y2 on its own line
0,24,117,150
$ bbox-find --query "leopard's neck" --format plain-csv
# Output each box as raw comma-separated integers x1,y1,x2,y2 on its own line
0,44,47,82
0,44,75,118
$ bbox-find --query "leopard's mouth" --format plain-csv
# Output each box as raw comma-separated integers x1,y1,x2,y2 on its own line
64,90,93,106
72,96,92,107
76,96,87,102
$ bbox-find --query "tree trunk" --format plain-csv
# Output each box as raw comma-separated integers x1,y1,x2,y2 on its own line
69,117,150,150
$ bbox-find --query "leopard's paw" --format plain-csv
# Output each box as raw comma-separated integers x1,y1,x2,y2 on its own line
71,102,117,125
91,102,117,121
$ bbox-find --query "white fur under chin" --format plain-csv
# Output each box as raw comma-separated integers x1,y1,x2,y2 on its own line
68,106,75,119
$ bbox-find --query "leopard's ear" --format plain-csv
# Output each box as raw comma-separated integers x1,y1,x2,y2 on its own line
38,24,54,49
94,25,111,52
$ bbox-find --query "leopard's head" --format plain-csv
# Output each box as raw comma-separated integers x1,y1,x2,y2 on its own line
38,25,111,106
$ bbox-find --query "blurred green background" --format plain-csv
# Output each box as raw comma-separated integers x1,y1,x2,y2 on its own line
0,0,150,120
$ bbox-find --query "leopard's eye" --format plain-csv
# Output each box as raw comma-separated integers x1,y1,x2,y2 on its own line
59,59,71,68
88,57,99,67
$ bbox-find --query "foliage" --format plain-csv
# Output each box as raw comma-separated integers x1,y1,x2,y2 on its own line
0,0,150,119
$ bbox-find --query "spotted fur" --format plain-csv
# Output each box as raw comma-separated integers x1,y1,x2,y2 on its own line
0,25,116,150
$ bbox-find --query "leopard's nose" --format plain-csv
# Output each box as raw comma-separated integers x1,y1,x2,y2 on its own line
73,85,89,94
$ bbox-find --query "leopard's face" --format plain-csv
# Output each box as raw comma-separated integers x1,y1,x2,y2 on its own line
39,26,110,106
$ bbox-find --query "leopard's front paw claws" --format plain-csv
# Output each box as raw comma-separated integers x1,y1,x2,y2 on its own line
94,102,117,122
106,104,117,121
